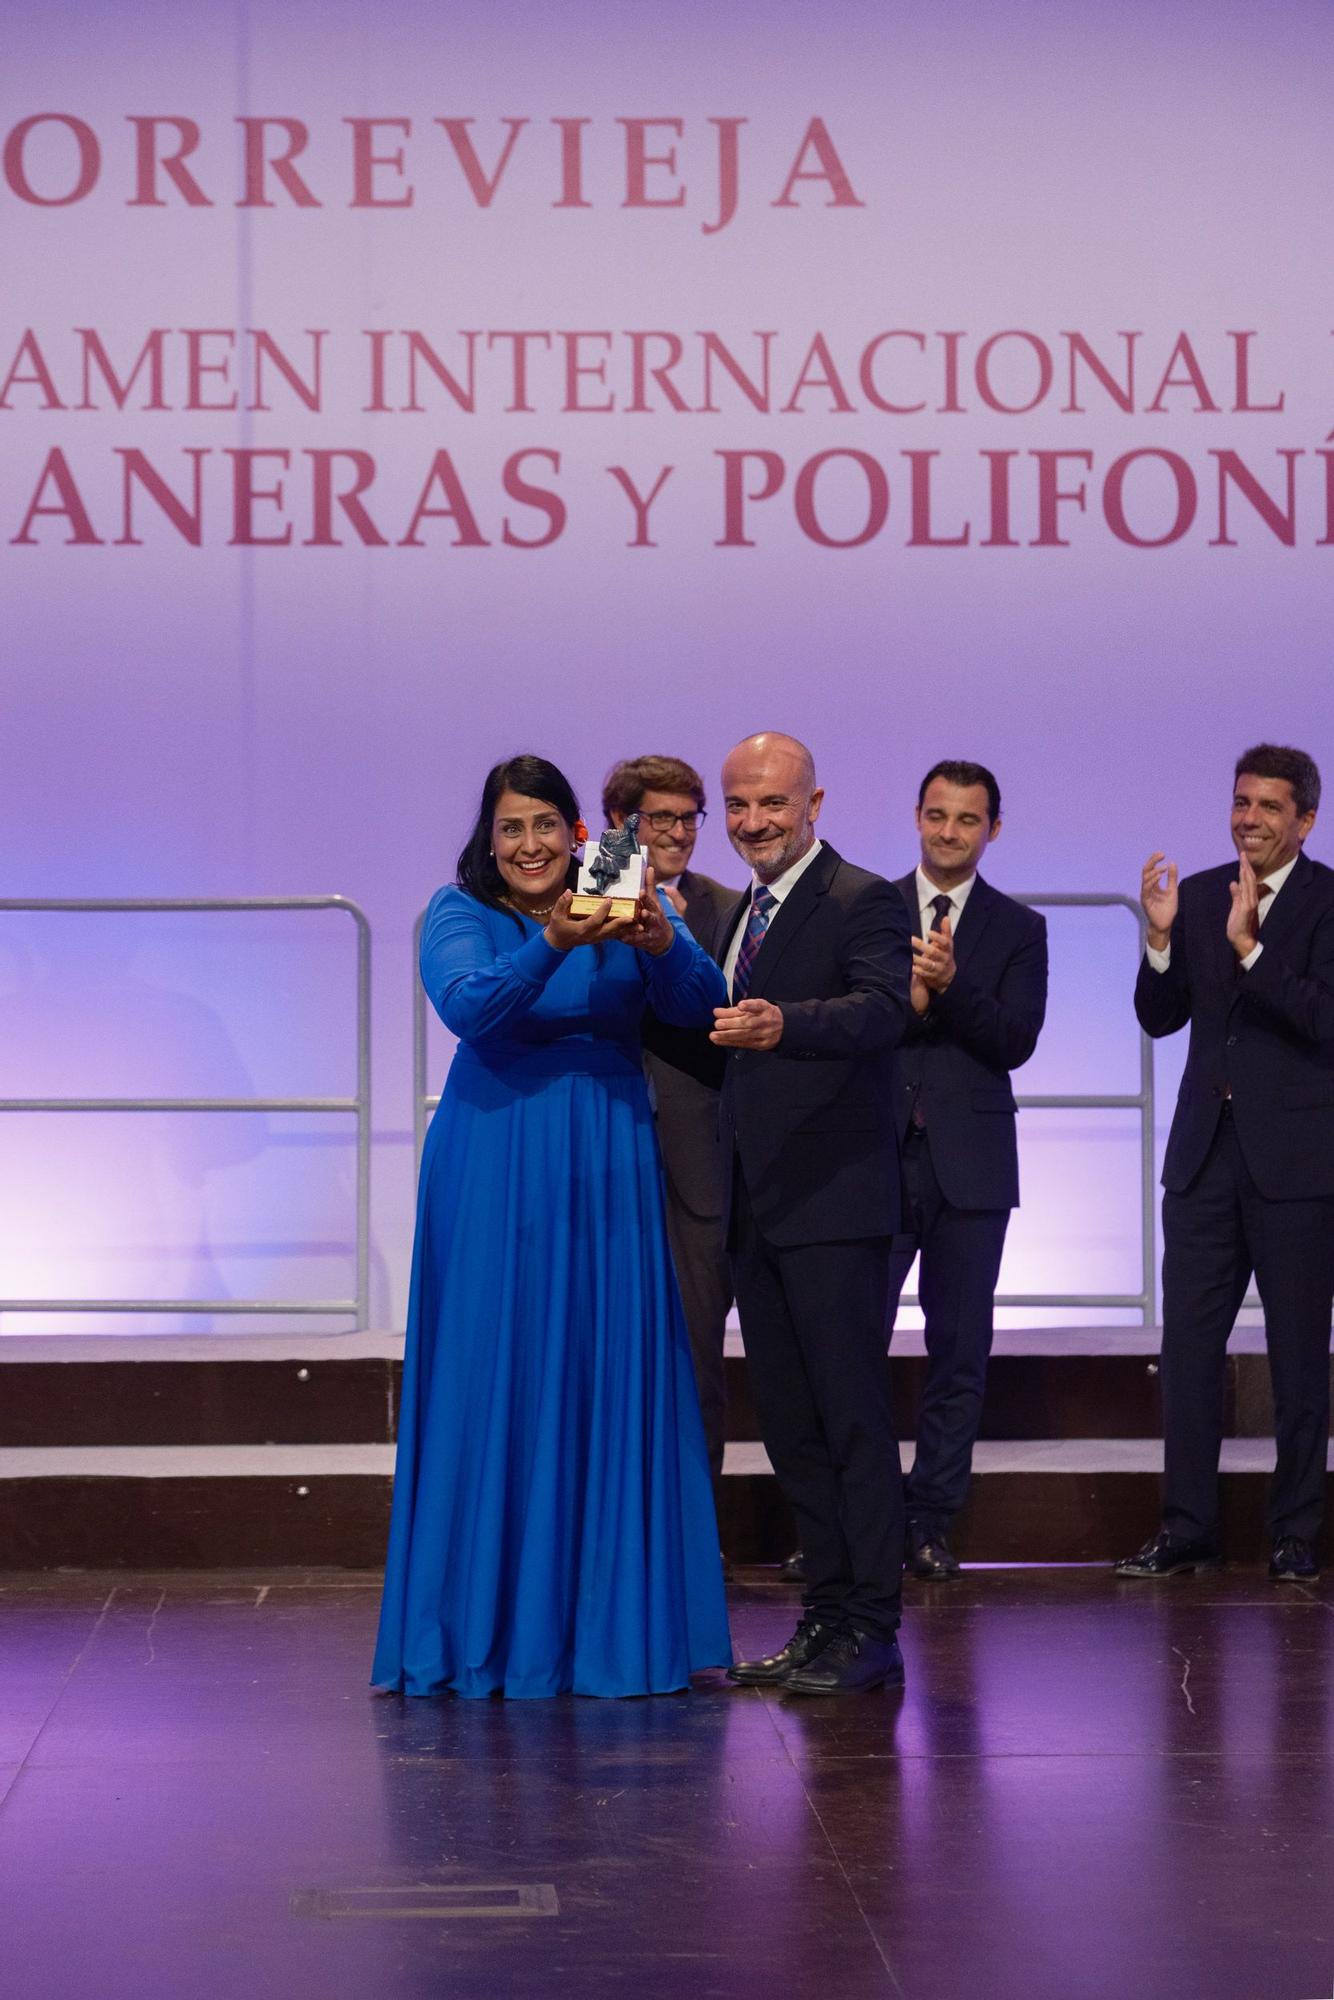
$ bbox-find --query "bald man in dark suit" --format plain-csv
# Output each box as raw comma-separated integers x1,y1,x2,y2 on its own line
714,733,912,1695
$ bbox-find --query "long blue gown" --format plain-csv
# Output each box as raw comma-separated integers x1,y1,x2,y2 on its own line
371,886,733,1698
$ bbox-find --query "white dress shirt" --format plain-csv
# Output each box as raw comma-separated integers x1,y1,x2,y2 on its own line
724,838,824,998
1146,853,1298,975
915,865,977,937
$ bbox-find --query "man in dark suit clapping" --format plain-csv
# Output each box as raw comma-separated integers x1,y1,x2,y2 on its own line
604,755,738,1506
889,761,1048,1581
715,732,912,1695
1119,743,1334,1583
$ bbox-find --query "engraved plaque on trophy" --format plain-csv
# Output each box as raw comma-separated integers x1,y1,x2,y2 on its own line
570,813,647,919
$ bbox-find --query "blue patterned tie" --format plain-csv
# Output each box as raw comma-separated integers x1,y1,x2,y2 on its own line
731,886,776,1000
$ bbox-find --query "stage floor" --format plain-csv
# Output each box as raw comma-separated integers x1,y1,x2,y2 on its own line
1,1566,1330,2000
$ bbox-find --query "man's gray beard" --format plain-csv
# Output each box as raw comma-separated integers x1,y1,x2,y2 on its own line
739,831,810,883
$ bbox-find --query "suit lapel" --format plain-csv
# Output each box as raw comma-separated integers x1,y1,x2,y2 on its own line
1223,850,1313,1005
1213,865,1242,1003
747,844,836,995
1209,854,1308,999
677,871,712,950
895,872,918,930
950,875,997,976
1252,850,1315,957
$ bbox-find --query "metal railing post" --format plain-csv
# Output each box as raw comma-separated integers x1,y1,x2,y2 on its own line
412,908,436,1171
1137,905,1158,1325
412,908,444,1170
353,900,373,1330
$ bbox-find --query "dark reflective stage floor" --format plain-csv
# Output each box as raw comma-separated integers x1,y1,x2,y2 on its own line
2,1566,1331,2000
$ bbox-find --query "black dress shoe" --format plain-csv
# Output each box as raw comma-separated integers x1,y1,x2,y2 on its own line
783,1628,905,1697
780,1549,806,1581
907,1522,961,1581
1270,1536,1320,1581
727,1617,834,1685
1115,1530,1221,1578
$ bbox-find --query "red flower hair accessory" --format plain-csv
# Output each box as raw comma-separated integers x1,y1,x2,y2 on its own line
573,819,589,844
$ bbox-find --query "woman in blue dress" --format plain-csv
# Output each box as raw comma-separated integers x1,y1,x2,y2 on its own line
372,755,732,1698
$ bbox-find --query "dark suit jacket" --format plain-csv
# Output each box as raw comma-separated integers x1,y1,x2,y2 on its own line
643,867,738,1217
716,843,911,1246
893,872,1048,1210
1135,851,1334,1200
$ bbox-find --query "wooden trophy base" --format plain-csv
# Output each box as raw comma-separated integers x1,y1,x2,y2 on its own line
569,895,637,919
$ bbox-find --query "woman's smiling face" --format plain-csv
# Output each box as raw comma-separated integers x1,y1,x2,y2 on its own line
492,790,573,908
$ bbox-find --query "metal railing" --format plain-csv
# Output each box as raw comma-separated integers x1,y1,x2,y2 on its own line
412,892,1158,1325
0,897,371,1327
412,907,441,1171
905,892,1156,1324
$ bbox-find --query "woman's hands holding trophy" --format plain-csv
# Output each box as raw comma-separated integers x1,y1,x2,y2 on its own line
543,866,675,956
543,893,630,951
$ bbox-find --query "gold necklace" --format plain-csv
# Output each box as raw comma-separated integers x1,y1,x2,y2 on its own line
503,895,557,920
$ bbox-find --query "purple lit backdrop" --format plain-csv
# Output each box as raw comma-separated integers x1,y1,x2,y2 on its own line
2,0,1330,1331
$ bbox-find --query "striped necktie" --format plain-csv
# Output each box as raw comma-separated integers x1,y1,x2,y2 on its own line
731,887,776,1000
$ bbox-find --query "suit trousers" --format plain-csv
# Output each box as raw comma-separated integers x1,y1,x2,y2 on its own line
1162,1106,1334,1544
887,1127,1010,1533
662,1175,733,1505
731,1165,903,1639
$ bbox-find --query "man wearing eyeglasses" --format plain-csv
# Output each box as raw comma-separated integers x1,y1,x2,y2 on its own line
604,755,739,1515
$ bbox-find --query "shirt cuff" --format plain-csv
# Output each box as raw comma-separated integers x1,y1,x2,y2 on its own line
1145,944,1171,973
1239,941,1263,972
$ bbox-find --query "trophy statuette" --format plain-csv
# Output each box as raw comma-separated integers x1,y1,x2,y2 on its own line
570,813,647,919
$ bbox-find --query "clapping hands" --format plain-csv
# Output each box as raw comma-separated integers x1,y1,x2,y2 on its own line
1142,847,1260,962
1226,852,1262,960
911,916,956,997
1140,853,1178,950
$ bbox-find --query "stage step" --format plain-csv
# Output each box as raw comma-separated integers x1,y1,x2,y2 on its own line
719,1440,1334,1568
1,1440,1329,1570
1,1330,1327,1567
0,1334,399,1448
0,1328,1308,1447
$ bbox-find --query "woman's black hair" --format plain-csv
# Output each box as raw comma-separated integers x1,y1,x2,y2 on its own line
457,755,583,928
